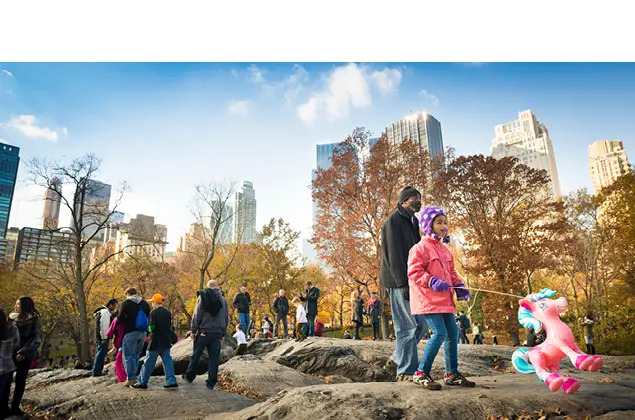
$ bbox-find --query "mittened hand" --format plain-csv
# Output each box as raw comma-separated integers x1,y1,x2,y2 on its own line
455,283,472,301
429,276,450,292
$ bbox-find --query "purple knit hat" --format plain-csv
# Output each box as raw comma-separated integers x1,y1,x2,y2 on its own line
418,206,450,243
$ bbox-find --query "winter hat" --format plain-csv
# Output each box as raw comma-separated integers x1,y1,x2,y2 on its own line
418,206,450,243
398,186,421,204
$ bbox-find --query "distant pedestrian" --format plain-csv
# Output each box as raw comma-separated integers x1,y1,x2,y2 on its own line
272,290,290,338
292,297,307,342
182,280,228,390
300,282,320,337
579,313,596,355
472,322,483,345
233,286,251,336
233,324,247,355
351,290,365,340
0,306,20,420
367,291,382,340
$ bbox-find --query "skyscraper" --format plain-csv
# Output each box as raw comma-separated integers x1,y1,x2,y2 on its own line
491,109,562,198
0,142,20,239
115,214,167,262
42,177,62,230
385,111,444,159
72,178,112,241
212,200,233,245
232,181,257,244
588,140,630,193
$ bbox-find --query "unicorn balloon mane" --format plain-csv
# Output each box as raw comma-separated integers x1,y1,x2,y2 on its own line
511,288,603,394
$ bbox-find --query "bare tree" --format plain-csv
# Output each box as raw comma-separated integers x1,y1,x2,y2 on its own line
25,154,160,363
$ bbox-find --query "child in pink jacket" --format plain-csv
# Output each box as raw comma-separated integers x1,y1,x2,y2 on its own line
407,206,475,390
106,316,126,383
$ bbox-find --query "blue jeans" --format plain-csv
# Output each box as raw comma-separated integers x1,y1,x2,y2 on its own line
388,288,426,375
417,313,458,375
184,332,222,388
306,314,316,337
238,313,250,335
92,338,110,376
139,347,176,386
122,330,146,382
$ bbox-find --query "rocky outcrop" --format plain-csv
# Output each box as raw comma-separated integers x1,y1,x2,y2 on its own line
153,335,237,375
22,370,256,420
212,370,635,420
218,354,324,400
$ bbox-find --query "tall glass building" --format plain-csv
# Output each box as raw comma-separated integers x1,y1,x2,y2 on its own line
385,111,444,159
0,143,20,239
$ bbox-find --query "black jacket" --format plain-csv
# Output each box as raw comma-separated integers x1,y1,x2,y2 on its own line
273,296,289,315
380,205,421,289
148,306,173,351
118,296,151,335
300,287,320,316
233,292,251,314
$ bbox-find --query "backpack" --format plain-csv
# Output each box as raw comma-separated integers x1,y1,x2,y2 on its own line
199,289,222,316
134,304,149,331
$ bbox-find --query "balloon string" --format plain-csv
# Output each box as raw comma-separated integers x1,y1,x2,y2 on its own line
451,286,524,299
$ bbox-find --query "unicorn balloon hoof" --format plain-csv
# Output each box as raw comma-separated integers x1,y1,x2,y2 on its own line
511,288,603,394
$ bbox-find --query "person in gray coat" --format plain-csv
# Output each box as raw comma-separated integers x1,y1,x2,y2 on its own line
182,280,228,390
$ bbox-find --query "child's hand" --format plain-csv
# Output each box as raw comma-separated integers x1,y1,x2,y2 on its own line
429,277,449,292
455,283,472,301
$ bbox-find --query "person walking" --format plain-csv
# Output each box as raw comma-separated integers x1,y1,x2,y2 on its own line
292,297,307,342
367,291,382,340
272,289,290,338
5,297,42,417
117,288,151,387
233,286,251,335
133,294,178,389
92,298,118,377
579,313,596,355
380,186,425,381
456,311,470,345
300,281,320,337
182,280,228,390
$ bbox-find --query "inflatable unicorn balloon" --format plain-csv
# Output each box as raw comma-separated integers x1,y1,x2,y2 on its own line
511,288,603,394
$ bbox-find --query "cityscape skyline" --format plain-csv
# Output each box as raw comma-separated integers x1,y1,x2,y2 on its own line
1,63,634,254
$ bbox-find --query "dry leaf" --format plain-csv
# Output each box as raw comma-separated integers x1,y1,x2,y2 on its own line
477,394,488,398
599,377,614,383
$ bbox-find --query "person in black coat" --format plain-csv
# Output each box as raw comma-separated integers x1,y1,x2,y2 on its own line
300,281,320,337
272,289,290,338
133,294,178,389
233,286,251,336
379,186,423,380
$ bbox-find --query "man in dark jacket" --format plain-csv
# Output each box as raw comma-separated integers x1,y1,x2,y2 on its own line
233,286,251,336
380,186,424,381
457,311,470,344
92,298,118,377
300,281,320,337
272,289,289,338
134,294,178,389
117,287,151,386
183,279,228,390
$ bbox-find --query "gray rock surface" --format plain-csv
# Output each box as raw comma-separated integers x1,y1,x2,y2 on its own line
153,335,237,375
22,371,256,419
210,370,635,420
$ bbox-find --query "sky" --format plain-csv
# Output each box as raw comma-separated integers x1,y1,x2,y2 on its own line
1,63,634,253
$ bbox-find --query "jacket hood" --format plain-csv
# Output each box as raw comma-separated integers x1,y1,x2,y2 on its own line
127,295,143,304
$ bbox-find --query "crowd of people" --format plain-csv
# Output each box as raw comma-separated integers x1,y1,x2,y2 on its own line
0,185,600,417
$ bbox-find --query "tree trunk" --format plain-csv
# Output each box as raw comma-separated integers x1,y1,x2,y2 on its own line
75,246,91,364
379,289,390,340
199,268,205,292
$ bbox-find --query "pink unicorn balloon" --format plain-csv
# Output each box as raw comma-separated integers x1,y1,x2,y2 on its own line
511,288,603,394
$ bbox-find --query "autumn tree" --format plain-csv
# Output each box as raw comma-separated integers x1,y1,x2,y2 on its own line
312,127,442,339
435,155,566,344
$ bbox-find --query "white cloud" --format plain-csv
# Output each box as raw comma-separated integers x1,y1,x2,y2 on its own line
248,65,265,84
370,68,402,95
420,89,440,107
1,69,13,77
282,64,309,104
228,100,252,116
6,115,66,142
297,63,373,124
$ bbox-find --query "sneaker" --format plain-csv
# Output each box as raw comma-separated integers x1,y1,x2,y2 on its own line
132,383,148,389
444,372,475,387
206,384,218,390
123,380,138,387
181,374,193,384
164,383,179,389
413,371,442,390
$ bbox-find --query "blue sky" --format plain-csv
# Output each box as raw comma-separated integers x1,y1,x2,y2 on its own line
1,63,634,252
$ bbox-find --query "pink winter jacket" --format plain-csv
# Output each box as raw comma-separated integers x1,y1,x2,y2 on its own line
408,236,461,314
106,317,125,349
